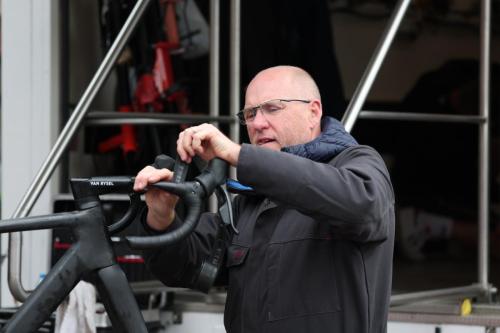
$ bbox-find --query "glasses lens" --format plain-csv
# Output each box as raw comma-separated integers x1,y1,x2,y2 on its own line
239,100,286,124
261,100,284,114
243,108,256,122
237,108,255,124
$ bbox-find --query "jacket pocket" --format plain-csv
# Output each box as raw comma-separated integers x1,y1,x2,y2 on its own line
224,244,249,331
266,238,341,322
226,244,249,267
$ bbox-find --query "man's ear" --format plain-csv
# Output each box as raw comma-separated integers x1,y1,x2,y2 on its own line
309,100,323,129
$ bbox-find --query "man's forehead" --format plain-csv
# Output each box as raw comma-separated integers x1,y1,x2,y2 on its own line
245,75,297,106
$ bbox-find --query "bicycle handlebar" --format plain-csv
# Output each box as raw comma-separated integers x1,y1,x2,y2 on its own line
0,155,227,251
69,154,227,249
125,157,227,249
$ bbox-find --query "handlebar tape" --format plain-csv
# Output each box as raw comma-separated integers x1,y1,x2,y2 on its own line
125,181,203,249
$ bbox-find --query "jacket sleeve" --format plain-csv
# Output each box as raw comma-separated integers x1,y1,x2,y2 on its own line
139,206,224,289
236,144,394,242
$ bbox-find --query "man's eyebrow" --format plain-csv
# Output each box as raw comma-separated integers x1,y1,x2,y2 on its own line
243,104,259,111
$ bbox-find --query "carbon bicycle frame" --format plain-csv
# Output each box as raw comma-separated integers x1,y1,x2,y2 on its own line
0,205,147,333
0,156,227,332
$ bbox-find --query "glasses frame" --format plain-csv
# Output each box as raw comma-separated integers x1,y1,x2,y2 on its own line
237,99,311,125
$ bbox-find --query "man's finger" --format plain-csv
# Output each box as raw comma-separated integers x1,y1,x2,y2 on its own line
177,134,190,162
134,166,156,190
191,132,204,153
182,129,196,157
147,169,173,184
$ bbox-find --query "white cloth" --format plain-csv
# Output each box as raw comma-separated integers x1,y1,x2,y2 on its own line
55,281,96,333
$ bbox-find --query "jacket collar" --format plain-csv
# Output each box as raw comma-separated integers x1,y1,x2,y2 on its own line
229,117,358,199
281,116,358,162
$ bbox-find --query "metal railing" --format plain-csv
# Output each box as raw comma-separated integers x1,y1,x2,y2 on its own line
7,0,494,309
339,0,494,305
8,0,240,302
8,0,155,302
229,0,241,180
358,111,486,124
85,112,235,126
340,0,412,132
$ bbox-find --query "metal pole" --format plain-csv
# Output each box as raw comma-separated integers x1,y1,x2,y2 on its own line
85,111,235,125
8,0,154,302
478,0,491,290
209,0,220,120
390,284,483,306
359,111,486,124
341,0,411,132
208,0,221,213
229,0,241,180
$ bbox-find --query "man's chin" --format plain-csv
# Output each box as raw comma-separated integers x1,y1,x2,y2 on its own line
258,141,281,151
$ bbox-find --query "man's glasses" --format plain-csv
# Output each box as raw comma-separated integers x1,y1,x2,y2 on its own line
237,99,310,125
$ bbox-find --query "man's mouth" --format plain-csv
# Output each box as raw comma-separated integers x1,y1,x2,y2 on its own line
257,138,275,145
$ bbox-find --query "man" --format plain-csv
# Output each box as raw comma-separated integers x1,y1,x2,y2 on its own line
134,66,395,332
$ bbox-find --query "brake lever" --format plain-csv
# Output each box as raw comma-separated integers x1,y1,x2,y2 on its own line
152,154,175,170
151,153,188,185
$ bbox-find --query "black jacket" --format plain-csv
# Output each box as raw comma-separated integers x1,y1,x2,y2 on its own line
143,118,395,333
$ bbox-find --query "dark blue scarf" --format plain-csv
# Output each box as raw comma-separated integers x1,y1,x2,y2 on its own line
282,116,358,162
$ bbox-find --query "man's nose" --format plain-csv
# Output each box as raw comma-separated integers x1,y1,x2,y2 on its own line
251,109,270,129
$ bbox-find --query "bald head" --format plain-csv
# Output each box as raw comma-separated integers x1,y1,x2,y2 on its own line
245,66,321,107
243,66,324,150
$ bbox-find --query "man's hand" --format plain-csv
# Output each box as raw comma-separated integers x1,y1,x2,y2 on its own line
134,166,179,231
177,123,241,166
